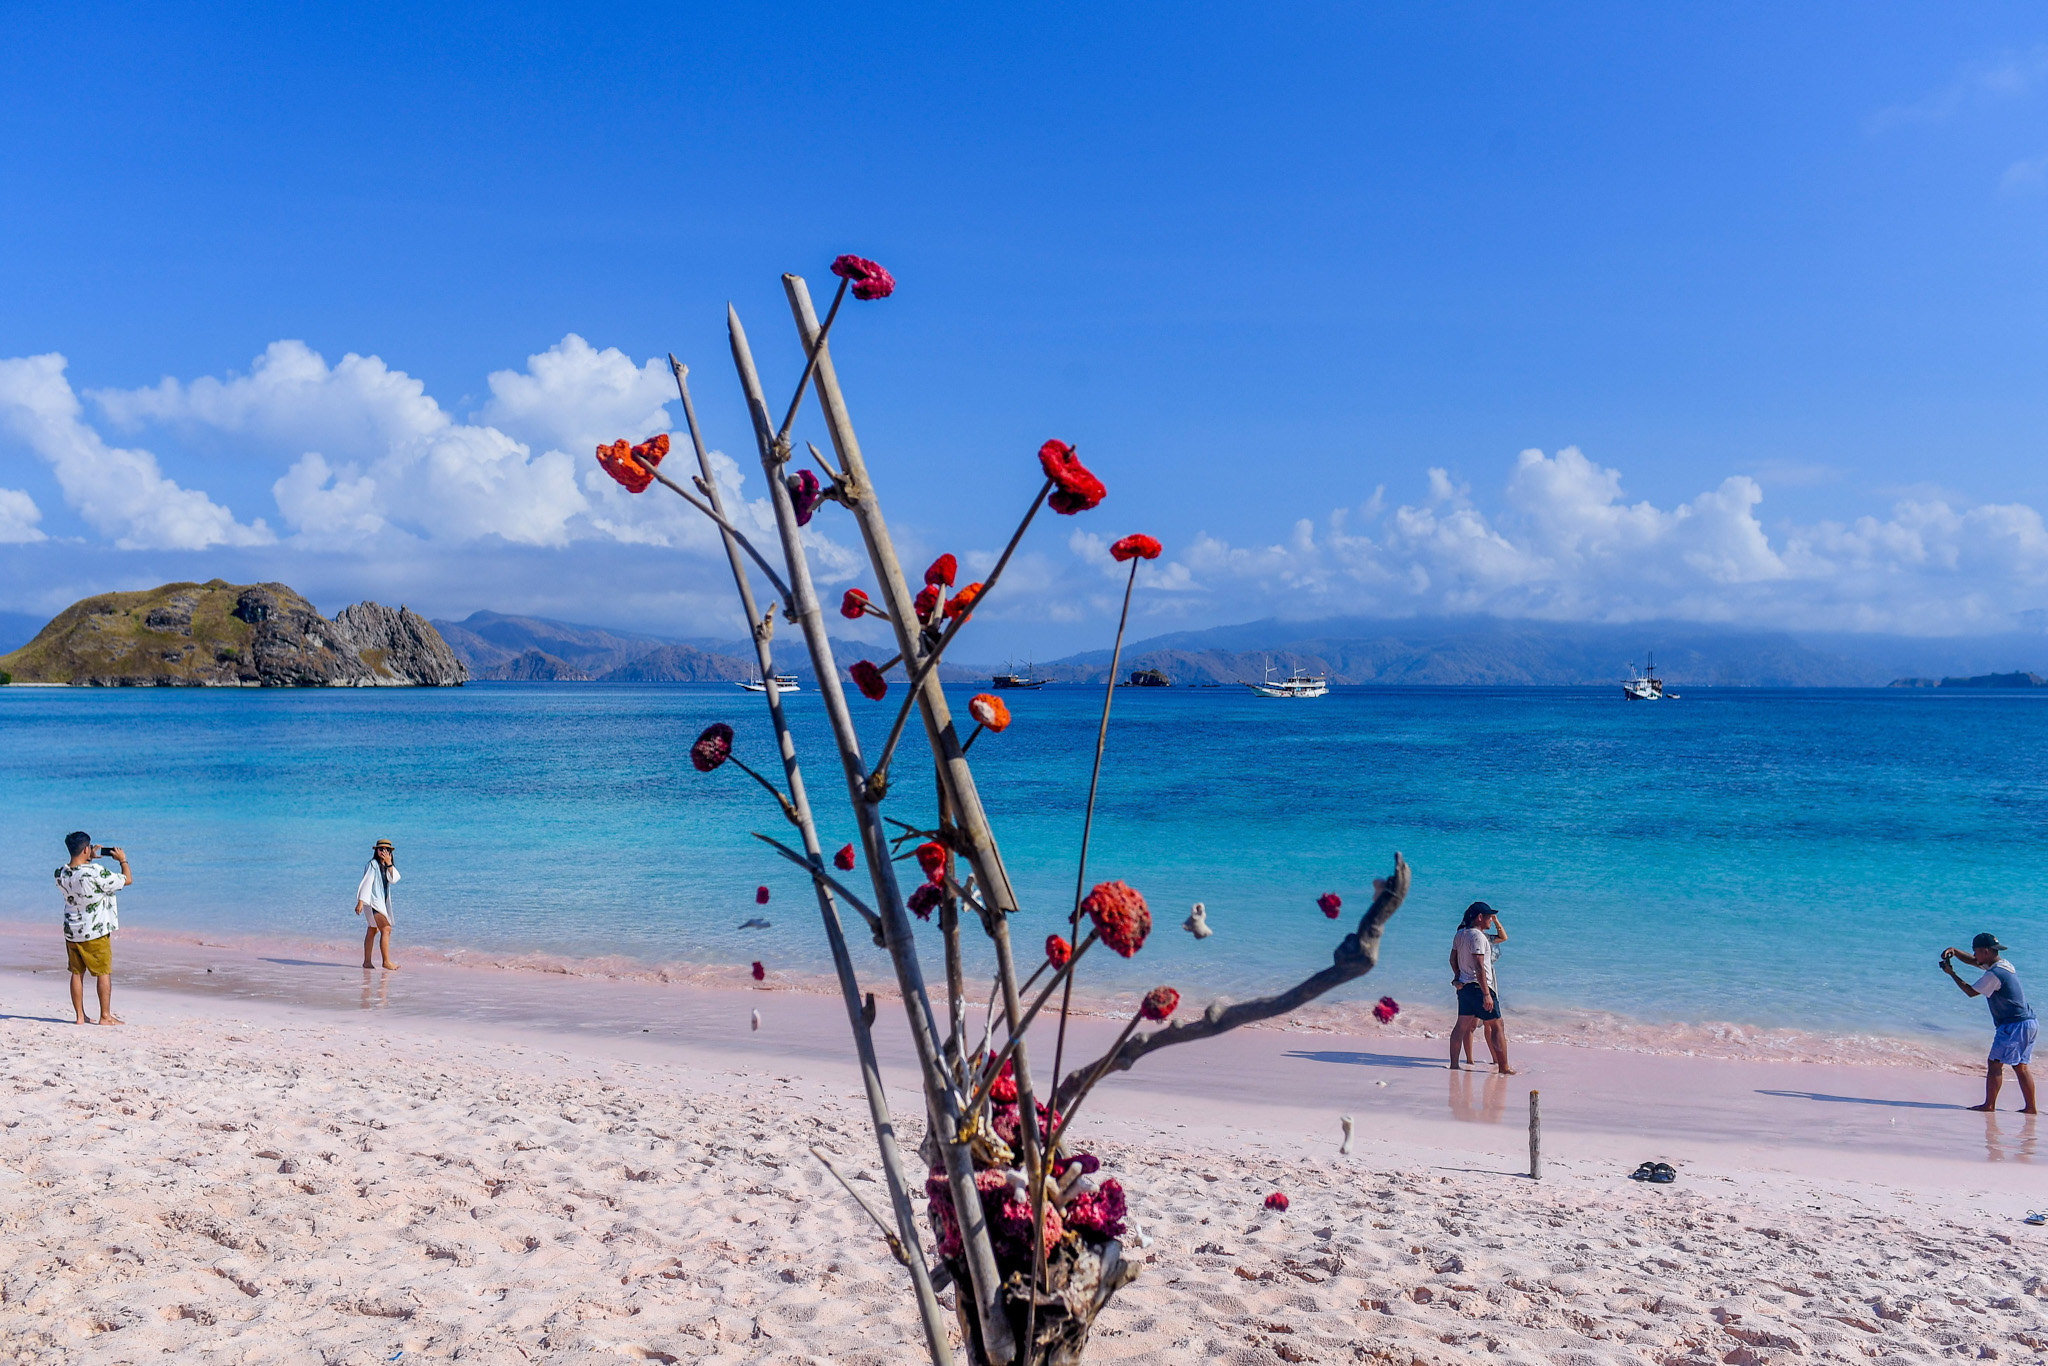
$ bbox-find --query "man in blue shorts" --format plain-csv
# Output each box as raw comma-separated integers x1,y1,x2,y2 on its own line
1941,932,2036,1114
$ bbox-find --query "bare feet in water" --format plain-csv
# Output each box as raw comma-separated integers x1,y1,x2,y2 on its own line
382,962,400,971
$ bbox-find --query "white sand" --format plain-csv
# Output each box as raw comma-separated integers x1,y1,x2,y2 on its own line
2,971,2044,1364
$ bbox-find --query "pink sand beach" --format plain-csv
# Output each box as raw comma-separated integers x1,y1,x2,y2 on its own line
0,924,2042,1364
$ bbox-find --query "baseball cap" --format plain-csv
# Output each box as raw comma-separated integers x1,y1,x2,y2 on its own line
1972,932,2009,952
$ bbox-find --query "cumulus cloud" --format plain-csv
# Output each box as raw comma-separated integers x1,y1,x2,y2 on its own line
1056,446,2048,635
24,335,864,579
0,487,44,543
0,353,273,550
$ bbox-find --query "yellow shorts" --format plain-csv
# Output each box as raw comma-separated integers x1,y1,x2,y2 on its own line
66,936,112,976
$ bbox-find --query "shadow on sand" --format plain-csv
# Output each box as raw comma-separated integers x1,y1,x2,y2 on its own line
1757,1089,1967,1111
1283,1049,1443,1070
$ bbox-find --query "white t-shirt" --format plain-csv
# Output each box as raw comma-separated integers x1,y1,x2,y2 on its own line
1453,927,1494,987
355,860,400,919
1974,960,2013,1000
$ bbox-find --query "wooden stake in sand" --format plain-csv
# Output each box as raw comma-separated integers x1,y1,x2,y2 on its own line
1529,1090,1542,1180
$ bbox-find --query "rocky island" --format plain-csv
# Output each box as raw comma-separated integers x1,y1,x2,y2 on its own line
0,580,468,687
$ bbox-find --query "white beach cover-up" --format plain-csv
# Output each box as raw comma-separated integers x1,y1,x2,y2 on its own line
356,861,400,921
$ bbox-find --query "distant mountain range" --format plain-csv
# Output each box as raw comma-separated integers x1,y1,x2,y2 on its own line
1031,616,2048,687
428,611,986,685
426,608,2048,689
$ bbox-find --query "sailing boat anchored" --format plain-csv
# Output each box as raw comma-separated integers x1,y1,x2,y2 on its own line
1622,654,1677,701
1242,657,1329,699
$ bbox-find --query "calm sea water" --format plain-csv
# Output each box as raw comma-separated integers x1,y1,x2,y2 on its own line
1,682,2042,1048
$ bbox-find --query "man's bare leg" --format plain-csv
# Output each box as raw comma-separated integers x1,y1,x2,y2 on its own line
1485,1018,1516,1075
2016,1063,2037,1115
95,974,121,1025
1970,1060,2004,1111
69,970,89,1025
1449,1016,1476,1069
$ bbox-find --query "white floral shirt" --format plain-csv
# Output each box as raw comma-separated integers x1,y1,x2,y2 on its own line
55,861,122,942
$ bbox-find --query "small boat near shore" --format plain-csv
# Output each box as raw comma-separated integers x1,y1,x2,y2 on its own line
1242,659,1328,698
739,674,801,694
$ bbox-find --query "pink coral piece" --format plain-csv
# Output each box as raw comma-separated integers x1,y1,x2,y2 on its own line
1264,1191,1289,1212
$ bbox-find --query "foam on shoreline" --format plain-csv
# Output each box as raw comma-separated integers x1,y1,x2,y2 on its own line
0,916,1982,1073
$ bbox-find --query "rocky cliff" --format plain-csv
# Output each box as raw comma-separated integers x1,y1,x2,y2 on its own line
0,580,467,687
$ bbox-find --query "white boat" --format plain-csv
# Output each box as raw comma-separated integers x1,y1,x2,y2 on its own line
739,673,801,694
1242,659,1328,698
1622,656,1676,701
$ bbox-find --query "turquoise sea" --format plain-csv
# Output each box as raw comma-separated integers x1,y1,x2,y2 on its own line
1,682,2042,1053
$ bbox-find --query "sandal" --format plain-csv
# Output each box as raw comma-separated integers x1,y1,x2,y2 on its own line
2025,1211,2046,1226
1629,1162,1656,1181
1649,1162,1677,1184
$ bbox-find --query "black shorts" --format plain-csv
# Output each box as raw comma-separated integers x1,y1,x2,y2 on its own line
1456,983,1501,1021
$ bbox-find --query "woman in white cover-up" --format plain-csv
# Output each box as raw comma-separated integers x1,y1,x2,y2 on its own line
355,839,400,971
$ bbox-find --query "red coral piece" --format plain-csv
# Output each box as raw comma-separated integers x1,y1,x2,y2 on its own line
914,841,948,884
908,883,941,919
1045,934,1072,969
1318,892,1343,919
850,661,888,700
831,254,896,300
840,587,872,620
1038,439,1105,515
924,553,957,587
1111,533,1162,562
1065,1177,1127,1241
914,584,941,620
756,886,770,905
1373,995,1401,1024
989,1057,1018,1104
834,844,856,871
751,961,765,982
1264,1191,1289,1212
787,468,824,526
943,583,983,621
969,694,1011,731
1082,880,1152,957
690,723,734,773
1140,986,1179,1022
596,434,668,494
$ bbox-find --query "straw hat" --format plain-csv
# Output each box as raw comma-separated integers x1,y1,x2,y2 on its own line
373,838,395,850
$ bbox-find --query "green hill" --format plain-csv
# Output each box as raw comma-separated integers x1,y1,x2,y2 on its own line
0,580,467,687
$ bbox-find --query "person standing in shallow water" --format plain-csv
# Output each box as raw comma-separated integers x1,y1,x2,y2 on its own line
355,839,401,971
1941,932,2036,1114
1449,901,1515,1074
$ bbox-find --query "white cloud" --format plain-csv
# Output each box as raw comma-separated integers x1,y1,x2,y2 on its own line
1049,446,2048,635
0,353,273,550
58,335,863,578
0,487,44,543
1869,46,2048,131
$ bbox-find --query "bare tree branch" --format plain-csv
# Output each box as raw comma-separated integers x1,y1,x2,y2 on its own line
1054,853,1409,1110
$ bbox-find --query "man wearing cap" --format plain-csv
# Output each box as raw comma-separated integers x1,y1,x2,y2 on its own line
1449,901,1515,1075
1941,932,2035,1113
355,839,401,971
56,832,130,1025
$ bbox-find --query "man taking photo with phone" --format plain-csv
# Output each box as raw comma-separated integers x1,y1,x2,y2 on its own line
56,831,129,1026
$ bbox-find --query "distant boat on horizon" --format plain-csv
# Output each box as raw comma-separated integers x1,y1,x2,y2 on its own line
739,673,801,694
991,661,1047,690
1623,655,1676,701
1242,658,1328,698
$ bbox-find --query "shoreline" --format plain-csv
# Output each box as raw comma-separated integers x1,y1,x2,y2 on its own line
0,917,1986,1075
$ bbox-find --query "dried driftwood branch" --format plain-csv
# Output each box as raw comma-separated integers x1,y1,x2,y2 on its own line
729,303,1017,1364
667,359,954,1366
1054,854,1410,1110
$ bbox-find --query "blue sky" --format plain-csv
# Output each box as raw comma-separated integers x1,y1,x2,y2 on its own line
6,3,2048,650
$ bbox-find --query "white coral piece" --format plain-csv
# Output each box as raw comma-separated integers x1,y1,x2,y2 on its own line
1183,902,1212,939
1339,1114,1354,1156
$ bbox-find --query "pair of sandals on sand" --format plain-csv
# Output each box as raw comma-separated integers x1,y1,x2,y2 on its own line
1629,1161,1678,1184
